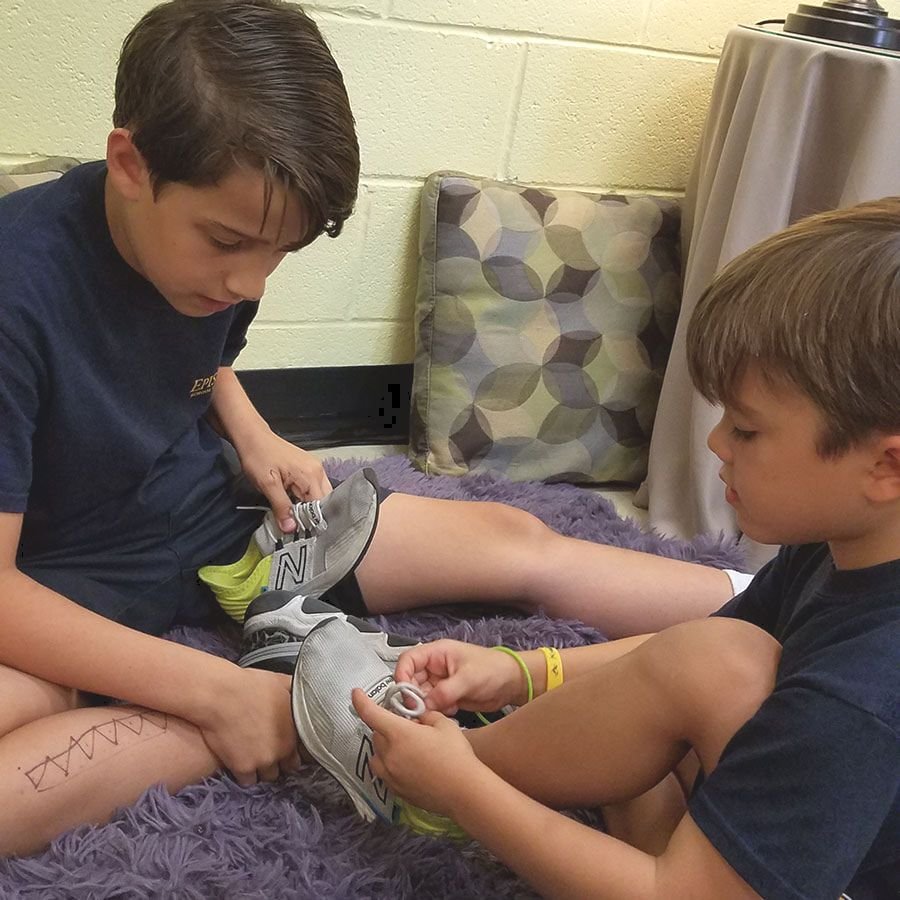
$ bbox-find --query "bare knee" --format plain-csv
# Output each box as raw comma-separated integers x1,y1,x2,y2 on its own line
482,504,557,607
486,502,552,540
643,618,781,763
701,618,781,711
0,665,84,739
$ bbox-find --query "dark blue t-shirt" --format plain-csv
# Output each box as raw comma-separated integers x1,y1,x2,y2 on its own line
691,544,899,900
0,162,258,560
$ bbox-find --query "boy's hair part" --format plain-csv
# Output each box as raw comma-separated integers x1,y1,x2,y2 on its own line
113,0,360,242
687,199,900,457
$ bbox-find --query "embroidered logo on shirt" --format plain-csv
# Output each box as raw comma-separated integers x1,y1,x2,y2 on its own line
190,373,218,398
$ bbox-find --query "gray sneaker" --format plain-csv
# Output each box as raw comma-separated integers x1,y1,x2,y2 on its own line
252,466,381,595
239,591,419,674
291,616,426,823
200,467,381,622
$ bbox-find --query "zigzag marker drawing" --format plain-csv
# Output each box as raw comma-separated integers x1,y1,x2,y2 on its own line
24,711,169,792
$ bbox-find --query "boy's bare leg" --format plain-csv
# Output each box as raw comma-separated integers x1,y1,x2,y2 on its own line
0,664,85,736
464,618,780,851
0,700,219,857
356,494,736,637
0,663,219,857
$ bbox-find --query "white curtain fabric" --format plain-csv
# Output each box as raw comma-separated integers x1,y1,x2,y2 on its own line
644,25,900,571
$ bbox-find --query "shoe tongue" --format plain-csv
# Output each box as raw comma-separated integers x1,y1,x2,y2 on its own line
363,672,394,705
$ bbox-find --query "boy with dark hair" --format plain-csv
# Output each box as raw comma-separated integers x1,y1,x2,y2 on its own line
0,0,745,855
321,201,900,899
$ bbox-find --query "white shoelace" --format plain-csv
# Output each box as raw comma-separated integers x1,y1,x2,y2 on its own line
384,682,427,720
291,499,327,535
237,500,328,543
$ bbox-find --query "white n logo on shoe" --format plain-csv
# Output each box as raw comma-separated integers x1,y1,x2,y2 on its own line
356,734,389,805
270,542,311,591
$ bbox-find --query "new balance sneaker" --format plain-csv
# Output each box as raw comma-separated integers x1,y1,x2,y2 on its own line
291,616,427,823
239,590,419,674
199,467,381,622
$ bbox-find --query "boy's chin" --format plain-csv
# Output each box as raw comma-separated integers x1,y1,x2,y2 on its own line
733,516,783,548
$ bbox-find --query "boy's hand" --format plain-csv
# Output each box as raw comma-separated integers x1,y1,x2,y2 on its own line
394,639,528,714
194,666,302,785
239,431,332,531
352,688,483,818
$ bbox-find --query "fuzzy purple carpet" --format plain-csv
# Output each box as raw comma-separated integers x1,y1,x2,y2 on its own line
0,457,744,898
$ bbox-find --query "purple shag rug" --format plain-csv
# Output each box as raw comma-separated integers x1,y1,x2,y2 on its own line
1,457,744,898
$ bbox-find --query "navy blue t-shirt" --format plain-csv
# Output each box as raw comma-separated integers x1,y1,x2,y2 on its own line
0,162,258,561
691,544,899,900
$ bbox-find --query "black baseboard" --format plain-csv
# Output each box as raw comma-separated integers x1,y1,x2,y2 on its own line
237,364,413,449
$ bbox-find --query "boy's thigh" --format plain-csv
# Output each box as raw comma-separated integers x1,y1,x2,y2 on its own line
0,663,86,739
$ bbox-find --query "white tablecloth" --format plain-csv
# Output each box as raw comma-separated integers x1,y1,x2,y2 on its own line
644,25,900,570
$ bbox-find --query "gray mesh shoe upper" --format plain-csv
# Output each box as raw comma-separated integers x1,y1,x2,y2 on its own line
291,616,425,824
256,466,380,596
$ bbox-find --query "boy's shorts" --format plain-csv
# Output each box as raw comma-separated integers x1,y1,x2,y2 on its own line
19,474,391,637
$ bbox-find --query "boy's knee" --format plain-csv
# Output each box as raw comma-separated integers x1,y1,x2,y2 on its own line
708,619,781,711
484,503,553,550
648,618,781,722
0,666,84,739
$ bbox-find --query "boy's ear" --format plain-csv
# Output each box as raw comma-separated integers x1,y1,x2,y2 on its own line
105,128,150,202
866,434,900,503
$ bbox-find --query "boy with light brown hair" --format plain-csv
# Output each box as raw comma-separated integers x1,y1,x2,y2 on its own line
329,202,900,899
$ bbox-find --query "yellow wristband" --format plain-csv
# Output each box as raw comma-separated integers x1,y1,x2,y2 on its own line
539,646,564,692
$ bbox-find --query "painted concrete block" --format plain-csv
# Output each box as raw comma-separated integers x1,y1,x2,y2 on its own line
390,0,650,44
644,0,777,54
254,186,370,323
306,0,387,14
351,183,422,320
238,320,414,368
509,44,717,189
0,1,151,156
317,18,521,177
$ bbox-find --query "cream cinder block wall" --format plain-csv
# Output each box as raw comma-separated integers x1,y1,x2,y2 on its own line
1,0,779,368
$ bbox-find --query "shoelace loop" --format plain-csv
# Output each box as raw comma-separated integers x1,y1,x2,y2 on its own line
384,681,426,720
291,499,327,535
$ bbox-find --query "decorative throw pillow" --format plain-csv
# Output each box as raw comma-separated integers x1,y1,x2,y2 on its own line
0,156,80,198
409,173,682,484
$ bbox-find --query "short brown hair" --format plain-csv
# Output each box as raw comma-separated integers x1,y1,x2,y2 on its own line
687,199,900,456
114,0,360,241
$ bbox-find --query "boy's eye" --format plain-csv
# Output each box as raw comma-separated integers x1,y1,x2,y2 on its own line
731,427,756,442
210,236,243,253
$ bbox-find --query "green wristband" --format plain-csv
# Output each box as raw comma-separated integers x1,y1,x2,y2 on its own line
474,646,535,726
491,645,534,703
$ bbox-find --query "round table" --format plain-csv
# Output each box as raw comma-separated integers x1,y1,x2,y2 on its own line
644,24,900,570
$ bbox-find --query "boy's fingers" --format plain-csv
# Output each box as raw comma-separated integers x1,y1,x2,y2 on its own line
419,710,451,728
261,469,296,531
315,470,333,497
281,748,303,774
352,688,403,734
424,675,473,712
257,763,280,783
230,767,257,787
394,645,448,684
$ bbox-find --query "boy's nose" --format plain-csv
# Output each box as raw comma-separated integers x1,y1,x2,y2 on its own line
707,415,729,462
224,266,266,303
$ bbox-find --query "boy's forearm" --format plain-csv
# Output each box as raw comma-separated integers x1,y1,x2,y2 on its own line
209,366,272,451
449,762,659,900
518,635,654,700
0,568,232,724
